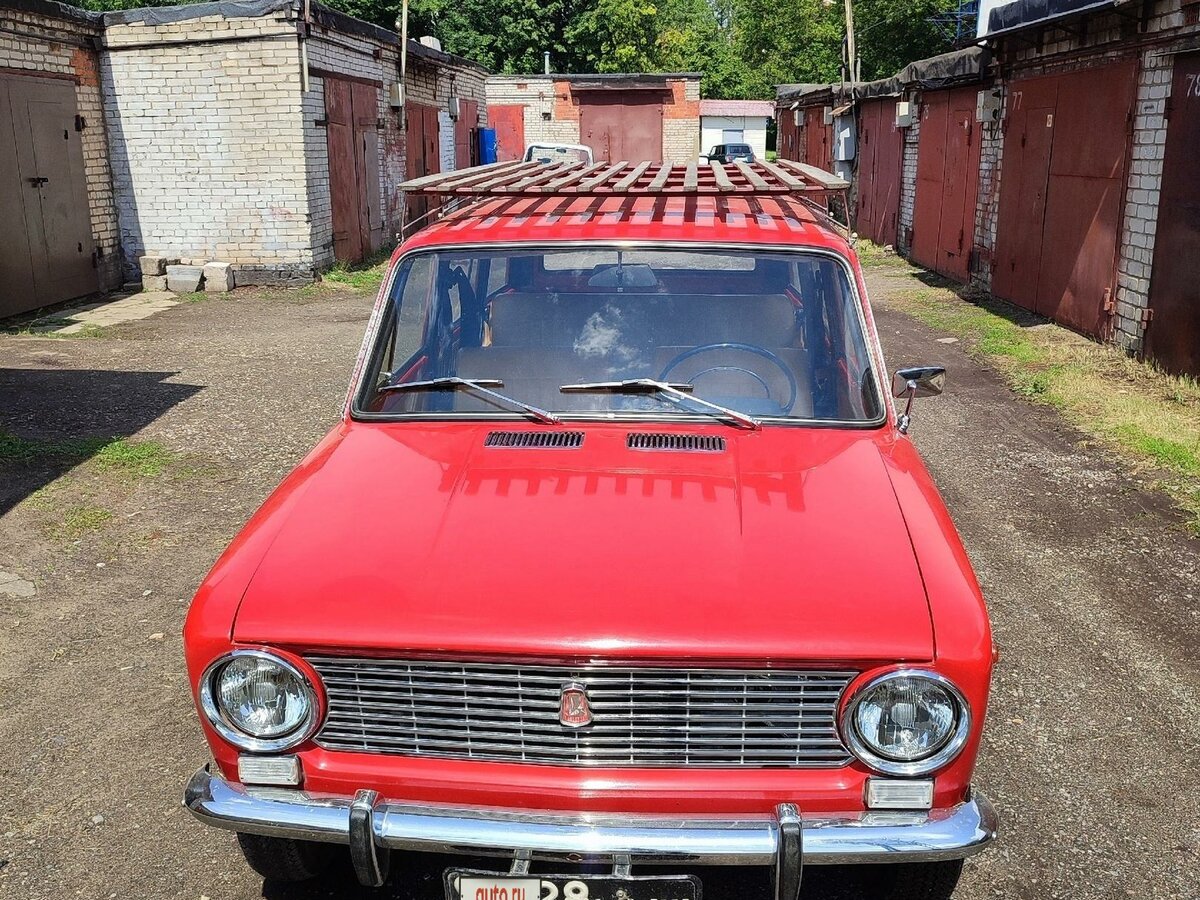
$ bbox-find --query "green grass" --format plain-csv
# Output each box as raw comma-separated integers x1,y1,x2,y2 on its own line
58,505,114,537
0,431,175,477
322,248,393,293
881,280,1200,531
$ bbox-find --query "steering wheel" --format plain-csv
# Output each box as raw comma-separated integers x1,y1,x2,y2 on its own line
658,342,798,414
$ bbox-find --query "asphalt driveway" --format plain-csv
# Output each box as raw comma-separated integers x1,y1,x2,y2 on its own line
0,273,1196,900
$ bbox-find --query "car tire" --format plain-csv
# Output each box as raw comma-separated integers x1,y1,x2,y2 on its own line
863,860,964,900
235,832,335,882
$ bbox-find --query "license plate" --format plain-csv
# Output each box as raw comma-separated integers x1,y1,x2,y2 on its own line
445,869,700,900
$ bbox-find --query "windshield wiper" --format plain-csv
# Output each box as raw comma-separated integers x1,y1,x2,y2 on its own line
560,378,761,430
381,377,562,424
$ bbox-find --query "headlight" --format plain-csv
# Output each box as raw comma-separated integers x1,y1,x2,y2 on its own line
841,670,970,776
199,650,320,752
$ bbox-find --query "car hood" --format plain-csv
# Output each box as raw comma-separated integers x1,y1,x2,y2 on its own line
232,423,934,662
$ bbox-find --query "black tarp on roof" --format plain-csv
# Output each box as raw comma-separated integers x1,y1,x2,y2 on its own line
984,0,1136,37
776,83,838,106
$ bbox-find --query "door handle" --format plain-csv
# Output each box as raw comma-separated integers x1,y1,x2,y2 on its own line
27,177,48,187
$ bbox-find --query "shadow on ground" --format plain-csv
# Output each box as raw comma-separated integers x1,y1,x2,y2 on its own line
910,271,1048,330
0,367,201,512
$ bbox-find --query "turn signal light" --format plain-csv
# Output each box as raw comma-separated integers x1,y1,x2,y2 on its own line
865,778,934,810
238,754,302,787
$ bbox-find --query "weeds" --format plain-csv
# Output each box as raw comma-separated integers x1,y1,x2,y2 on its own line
322,248,392,293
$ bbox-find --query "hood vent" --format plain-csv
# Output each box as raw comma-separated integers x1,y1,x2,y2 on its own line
484,430,584,448
628,433,726,452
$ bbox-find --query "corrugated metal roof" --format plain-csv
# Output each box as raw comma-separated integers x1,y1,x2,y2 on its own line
700,99,775,117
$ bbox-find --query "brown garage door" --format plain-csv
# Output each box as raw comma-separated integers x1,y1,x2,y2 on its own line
0,74,96,317
803,107,833,172
910,86,982,282
993,62,1137,337
580,94,663,162
403,101,440,235
855,98,904,248
1144,53,1200,376
325,77,383,263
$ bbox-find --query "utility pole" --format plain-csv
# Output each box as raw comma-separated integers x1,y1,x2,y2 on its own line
843,0,859,84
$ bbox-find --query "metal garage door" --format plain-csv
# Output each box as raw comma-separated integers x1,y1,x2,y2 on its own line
855,97,904,248
488,104,525,162
1144,53,1200,376
803,107,833,172
580,94,663,162
778,108,799,161
0,73,96,317
993,61,1137,337
402,101,440,236
910,86,982,282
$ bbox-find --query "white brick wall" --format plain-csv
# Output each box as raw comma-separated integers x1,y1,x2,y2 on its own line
1113,54,1171,351
897,108,920,254
972,99,1004,290
101,14,312,277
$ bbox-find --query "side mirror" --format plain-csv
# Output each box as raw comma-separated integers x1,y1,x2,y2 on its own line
892,366,946,434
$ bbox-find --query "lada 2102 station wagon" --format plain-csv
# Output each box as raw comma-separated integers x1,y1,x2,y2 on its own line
183,160,997,900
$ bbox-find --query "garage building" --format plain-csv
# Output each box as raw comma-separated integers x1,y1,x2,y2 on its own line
487,73,701,164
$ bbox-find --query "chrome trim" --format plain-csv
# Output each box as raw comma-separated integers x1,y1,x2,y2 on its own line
349,789,389,887
306,657,857,768
349,241,889,431
184,767,998,866
198,650,322,754
773,803,803,900
839,669,972,777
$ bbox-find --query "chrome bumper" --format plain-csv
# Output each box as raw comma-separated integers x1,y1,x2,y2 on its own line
184,767,996,895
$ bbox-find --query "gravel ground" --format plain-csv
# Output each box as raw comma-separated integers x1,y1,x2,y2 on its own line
0,273,1196,900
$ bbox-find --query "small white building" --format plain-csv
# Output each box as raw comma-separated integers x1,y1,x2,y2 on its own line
699,99,774,159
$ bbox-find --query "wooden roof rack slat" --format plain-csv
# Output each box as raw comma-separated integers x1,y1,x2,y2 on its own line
647,163,674,191
613,161,652,192
398,160,850,200
577,161,629,192
683,161,699,192
710,161,736,192
734,160,770,192
404,160,527,192
542,160,609,190
497,160,586,192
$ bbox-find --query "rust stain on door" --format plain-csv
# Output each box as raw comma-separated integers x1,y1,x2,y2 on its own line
579,94,663,162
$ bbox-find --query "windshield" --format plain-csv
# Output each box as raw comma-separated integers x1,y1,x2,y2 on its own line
356,247,883,424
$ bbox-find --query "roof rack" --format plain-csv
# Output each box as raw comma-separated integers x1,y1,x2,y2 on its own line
397,159,851,238
397,158,848,198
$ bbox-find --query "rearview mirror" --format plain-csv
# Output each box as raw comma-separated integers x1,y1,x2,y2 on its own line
892,366,946,398
892,366,946,434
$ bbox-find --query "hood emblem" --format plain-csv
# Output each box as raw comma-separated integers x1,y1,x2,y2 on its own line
558,682,593,728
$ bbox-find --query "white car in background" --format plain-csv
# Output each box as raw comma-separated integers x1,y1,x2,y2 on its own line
524,143,594,164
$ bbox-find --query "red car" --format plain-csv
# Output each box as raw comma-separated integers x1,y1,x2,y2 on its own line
183,161,996,900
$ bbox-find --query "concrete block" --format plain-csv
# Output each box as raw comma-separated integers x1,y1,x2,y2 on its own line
139,254,178,275
166,265,203,292
203,262,234,292
142,274,168,291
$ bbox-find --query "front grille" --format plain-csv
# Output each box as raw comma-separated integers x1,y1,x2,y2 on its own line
307,658,856,768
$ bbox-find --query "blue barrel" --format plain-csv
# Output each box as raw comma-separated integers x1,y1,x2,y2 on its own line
477,128,497,164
